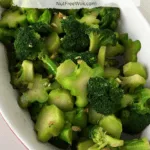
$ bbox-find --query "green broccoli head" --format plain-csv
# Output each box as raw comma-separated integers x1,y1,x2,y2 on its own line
14,27,41,61
19,74,51,108
61,16,90,52
87,77,124,115
89,126,124,149
132,88,150,114
99,7,120,30
14,26,57,75
87,28,117,53
0,0,12,8
120,109,150,134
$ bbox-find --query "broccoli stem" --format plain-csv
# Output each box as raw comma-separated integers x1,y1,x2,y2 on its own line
39,55,57,75
77,140,95,150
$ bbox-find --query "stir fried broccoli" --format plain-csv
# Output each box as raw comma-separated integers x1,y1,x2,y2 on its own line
1,5,150,150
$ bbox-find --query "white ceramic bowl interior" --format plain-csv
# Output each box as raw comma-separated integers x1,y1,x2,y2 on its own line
0,2,150,150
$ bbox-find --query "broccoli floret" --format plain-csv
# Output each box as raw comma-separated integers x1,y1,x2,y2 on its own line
132,88,150,114
87,77,124,115
11,60,34,90
121,138,150,150
120,109,150,134
120,74,146,93
35,105,65,142
88,28,117,53
99,7,120,30
119,33,141,63
56,60,93,107
89,126,124,149
0,27,15,43
0,0,12,8
61,51,97,67
99,115,122,138
123,62,147,79
19,74,51,108
14,26,57,75
61,16,90,52
0,9,27,28
48,88,74,111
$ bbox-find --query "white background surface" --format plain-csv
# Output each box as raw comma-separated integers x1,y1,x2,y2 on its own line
0,1,150,150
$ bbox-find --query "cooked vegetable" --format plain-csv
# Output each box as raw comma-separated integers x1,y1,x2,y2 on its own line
35,105,65,142
2,6,150,150
89,126,124,149
87,77,124,115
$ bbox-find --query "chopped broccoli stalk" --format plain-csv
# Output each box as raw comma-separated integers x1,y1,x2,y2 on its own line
61,16,89,52
14,26,57,75
120,74,146,93
59,124,73,144
88,107,104,125
106,43,125,57
0,10,27,28
123,62,147,79
61,51,97,67
51,13,64,34
11,60,34,89
77,140,95,150
0,0,12,8
25,9,40,24
73,108,88,128
48,88,74,112
65,109,76,123
121,94,134,108
79,14,100,26
104,67,120,78
88,29,117,53
121,138,150,150
87,77,124,115
38,9,51,24
46,32,60,54
0,28,15,43
120,109,150,134
119,34,141,63
89,126,124,149
98,46,106,68
35,105,65,142
132,88,150,114
92,64,104,77
56,60,93,107
99,115,123,138
105,59,119,68
19,74,50,108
